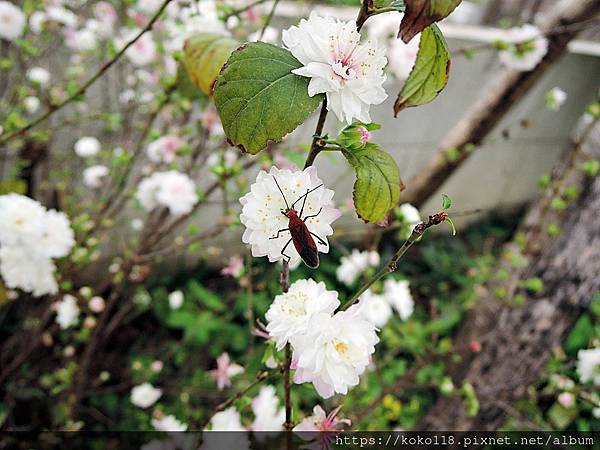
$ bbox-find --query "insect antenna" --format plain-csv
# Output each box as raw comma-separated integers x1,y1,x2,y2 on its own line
291,183,324,209
272,176,290,210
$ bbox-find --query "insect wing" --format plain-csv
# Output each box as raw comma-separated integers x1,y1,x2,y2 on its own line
290,220,319,269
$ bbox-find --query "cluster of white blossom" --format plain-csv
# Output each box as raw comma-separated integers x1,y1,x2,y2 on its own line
283,12,388,124
546,87,567,111
265,279,378,398
358,279,415,328
498,25,548,71
146,135,186,164
0,194,75,297
336,249,380,286
205,385,284,431
577,347,600,387
135,170,198,215
240,167,340,268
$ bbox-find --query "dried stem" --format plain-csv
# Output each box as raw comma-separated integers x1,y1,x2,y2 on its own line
342,212,449,310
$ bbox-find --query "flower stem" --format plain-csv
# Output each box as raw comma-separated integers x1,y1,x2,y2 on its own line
279,260,293,430
342,212,450,310
303,99,329,169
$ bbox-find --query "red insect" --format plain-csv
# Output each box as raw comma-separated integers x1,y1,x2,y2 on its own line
270,176,328,269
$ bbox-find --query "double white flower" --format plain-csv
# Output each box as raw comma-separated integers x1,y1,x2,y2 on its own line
283,12,388,124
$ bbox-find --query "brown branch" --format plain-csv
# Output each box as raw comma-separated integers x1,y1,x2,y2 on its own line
0,0,173,146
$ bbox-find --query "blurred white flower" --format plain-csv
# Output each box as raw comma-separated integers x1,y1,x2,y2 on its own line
131,218,144,231
209,352,244,391
46,6,77,27
357,290,392,328
240,166,340,267
248,26,279,44
546,87,567,111
498,25,548,71
594,407,600,419
383,278,414,320
293,405,350,431
282,12,387,124
0,1,26,41
0,247,58,297
74,136,101,157
557,392,575,408
136,171,198,216
136,0,163,15
265,279,339,350
130,382,162,408
399,203,421,225
577,347,600,386
26,67,51,88
251,386,285,431
366,12,419,80
83,165,109,188
146,135,185,164
89,296,106,313
0,194,74,297
64,26,98,51
292,302,379,398
29,11,46,34
116,29,157,66
55,294,80,329
206,406,244,430
336,249,380,286
94,2,117,26
23,96,41,114
168,290,184,309
39,209,75,258
152,414,188,432
206,149,239,173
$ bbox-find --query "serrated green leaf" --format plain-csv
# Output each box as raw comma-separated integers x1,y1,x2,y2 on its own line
214,42,324,154
394,24,450,115
400,0,462,42
183,33,239,96
343,148,402,223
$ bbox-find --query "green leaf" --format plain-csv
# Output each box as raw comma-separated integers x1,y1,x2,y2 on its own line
564,314,594,355
214,42,324,154
395,24,450,115
343,147,402,223
183,33,239,96
441,193,452,209
399,0,462,43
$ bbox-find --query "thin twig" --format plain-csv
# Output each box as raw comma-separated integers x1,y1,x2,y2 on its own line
259,0,280,40
0,0,173,146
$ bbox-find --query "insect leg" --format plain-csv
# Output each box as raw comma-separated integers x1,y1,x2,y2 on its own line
269,228,290,240
302,207,323,221
290,183,324,210
280,238,293,262
309,231,327,247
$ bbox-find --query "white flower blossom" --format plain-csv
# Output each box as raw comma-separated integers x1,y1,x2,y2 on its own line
0,193,46,247
383,278,414,320
0,1,26,41
367,12,419,80
168,290,184,309
83,165,109,188
64,26,98,52
240,166,340,267
146,135,185,164
546,87,567,111
39,209,75,258
0,247,58,297
23,96,41,114
130,382,162,408
265,279,339,350
209,352,244,391
336,249,380,286
577,347,600,386
55,294,80,329
498,25,548,71
74,136,101,157
152,414,188,432
136,171,198,216
136,0,163,15
26,67,51,88
206,407,244,430
116,29,157,66
293,405,350,431
292,302,379,398
358,290,392,328
282,12,387,124
251,386,285,431
46,6,77,27
29,11,46,34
